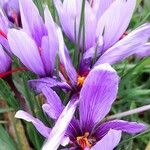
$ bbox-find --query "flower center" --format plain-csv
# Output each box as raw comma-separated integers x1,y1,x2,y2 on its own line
77,76,86,86
76,132,94,149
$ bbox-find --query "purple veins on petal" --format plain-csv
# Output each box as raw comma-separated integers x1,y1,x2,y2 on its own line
79,63,119,132
42,96,79,150
96,0,136,51
7,29,46,77
94,120,147,140
41,64,147,150
6,0,59,77
41,6,59,73
94,23,150,66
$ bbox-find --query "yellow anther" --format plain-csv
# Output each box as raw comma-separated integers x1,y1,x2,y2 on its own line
77,76,86,86
76,132,92,149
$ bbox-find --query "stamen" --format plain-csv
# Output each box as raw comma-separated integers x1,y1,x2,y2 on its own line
76,132,92,149
59,63,71,85
77,75,86,86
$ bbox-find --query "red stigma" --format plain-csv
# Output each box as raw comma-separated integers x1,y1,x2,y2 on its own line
0,67,28,78
0,29,7,39
59,63,71,85
12,11,19,26
77,75,86,87
76,132,92,149
120,32,128,40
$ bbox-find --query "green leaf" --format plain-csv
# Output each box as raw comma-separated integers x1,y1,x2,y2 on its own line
26,123,44,150
0,125,17,150
119,57,150,92
0,108,14,114
33,0,44,17
0,79,19,109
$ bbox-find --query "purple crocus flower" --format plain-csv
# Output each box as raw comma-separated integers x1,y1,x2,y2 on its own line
7,0,59,77
29,23,150,93
7,0,149,94
15,64,146,150
54,0,150,73
0,44,11,74
54,0,136,51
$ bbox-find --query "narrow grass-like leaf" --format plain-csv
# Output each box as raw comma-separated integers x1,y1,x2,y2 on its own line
0,108,14,114
33,0,44,17
0,79,19,109
0,125,17,150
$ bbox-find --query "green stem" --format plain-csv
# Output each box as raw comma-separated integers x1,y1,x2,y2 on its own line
22,73,33,113
118,128,150,146
74,0,86,69
106,104,150,120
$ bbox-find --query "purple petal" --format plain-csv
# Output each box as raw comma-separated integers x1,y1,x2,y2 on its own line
54,0,79,42
66,118,81,141
0,44,11,73
62,0,79,19
55,0,97,50
15,110,51,138
84,2,97,50
83,35,103,60
80,36,103,73
42,86,64,120
96,0,136,51
91,129,121,150
0,9,11,53
0,8,10,33
95,23,150,66
53,0,63,15
41,7,58,74
40,36,52,75
92,0,114,19
19,0,46,46
2,0,19,23
79,64,119,132
0,37,11,53
135,43,150,58
28,77,71,93
8,29,46,76
95,120,146,139
57,28,77,85
42,96,79,150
